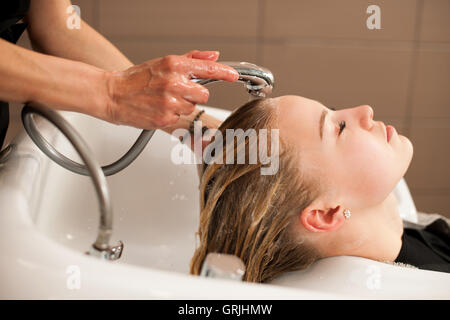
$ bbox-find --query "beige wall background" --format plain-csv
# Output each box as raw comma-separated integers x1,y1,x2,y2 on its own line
7,0,450,217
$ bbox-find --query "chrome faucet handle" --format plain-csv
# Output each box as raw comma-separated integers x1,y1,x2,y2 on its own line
200,253,246,281
192,61,274,98
87,240,124,261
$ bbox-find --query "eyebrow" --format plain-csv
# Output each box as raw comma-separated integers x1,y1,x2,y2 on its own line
319,109,328,141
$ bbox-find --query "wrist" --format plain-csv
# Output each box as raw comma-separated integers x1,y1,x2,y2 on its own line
188,109,206,133
182,109,221,150
96,69,121,124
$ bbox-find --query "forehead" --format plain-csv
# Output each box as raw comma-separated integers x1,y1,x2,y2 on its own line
276,95,324,144
277,95,321,115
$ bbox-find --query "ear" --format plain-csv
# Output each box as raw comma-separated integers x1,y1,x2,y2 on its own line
300,203,345,233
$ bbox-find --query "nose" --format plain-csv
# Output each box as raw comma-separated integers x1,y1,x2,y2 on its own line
357,105,374,130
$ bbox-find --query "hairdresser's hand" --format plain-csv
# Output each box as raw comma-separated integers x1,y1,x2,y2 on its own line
104,50,239,129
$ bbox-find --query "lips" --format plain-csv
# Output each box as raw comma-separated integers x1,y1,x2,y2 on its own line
386,125,395,142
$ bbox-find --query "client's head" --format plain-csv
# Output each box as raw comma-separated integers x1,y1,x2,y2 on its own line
190,95,414,283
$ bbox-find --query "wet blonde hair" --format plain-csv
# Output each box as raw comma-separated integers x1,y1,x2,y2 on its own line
190,98,323,283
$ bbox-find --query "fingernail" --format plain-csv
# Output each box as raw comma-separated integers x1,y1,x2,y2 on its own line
231,69,239,80
205,51,219,60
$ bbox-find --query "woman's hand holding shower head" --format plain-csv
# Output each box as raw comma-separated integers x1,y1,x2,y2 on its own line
103,50,239,130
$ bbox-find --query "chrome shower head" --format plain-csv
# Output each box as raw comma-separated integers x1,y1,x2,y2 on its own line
192,61,274,98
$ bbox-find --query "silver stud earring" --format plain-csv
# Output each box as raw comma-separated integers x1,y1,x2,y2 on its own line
343,209,351,219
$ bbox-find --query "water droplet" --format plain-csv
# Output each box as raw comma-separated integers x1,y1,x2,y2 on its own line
171,193,188,201
179,194,188,200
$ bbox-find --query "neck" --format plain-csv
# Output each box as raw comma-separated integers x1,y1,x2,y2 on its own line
323,192,404,262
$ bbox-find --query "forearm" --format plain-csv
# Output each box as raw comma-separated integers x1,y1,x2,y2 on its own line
26,0,133,71
0,38,110,119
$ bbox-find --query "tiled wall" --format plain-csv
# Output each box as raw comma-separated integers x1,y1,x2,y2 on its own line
8,0,450,217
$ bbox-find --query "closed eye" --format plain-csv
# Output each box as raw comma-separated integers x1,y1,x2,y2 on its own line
338,120,346,135
329,107,346,136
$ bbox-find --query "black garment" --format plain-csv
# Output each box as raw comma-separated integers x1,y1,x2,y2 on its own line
395,219,450,273
0,0,30,148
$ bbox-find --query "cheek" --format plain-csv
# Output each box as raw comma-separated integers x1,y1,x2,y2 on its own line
339,136,398,205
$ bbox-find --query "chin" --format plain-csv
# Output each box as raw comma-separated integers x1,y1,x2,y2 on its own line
401,135,414,156
399,135,414,174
